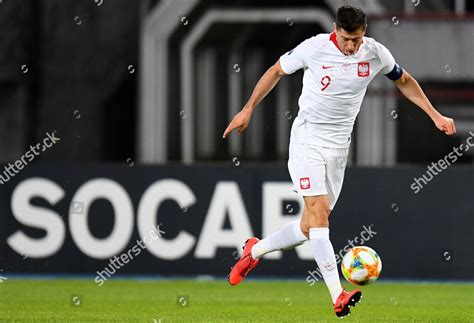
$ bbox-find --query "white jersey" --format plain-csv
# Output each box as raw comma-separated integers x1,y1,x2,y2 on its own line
280,32,399,148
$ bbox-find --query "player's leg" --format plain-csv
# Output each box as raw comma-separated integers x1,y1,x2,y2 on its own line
228,141,319,285
250,218,308,260
250,141,330,259
228,216,308,285
301,194,343,302
302,194,361,318
289,145,341,301
301,147,361,317
299,202,330,237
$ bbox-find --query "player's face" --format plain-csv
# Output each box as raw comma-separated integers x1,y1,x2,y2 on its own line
335,26,366,56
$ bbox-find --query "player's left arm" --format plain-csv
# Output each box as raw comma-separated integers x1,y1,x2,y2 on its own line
393,70,456,135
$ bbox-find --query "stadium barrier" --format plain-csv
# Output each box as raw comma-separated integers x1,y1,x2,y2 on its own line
0,163,472,280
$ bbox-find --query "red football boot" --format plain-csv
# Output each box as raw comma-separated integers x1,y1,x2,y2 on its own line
228,237,260,286
333,288,362,318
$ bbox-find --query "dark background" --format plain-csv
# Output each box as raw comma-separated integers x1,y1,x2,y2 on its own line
1,0,473,164
0,0,472,279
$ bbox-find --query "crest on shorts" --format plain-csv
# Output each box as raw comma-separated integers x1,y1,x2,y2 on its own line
300,177,311,190
357,62,370,77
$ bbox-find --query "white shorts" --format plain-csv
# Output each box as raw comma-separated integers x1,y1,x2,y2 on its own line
288,141,349,210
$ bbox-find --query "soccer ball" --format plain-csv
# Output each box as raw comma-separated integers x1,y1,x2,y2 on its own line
341,246,382,285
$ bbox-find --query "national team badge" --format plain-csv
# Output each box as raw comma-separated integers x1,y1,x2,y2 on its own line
300,177,311,190
357,62,370,77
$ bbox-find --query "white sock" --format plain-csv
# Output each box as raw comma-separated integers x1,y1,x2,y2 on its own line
251,220,308,259
309,228,343,304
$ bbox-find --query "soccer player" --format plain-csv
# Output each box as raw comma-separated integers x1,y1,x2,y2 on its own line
222,5,456,318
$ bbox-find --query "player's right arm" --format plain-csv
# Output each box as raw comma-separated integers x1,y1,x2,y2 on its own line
222,61,286,138
222,37,314,138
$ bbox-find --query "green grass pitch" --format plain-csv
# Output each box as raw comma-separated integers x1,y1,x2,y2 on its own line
0,279,473,322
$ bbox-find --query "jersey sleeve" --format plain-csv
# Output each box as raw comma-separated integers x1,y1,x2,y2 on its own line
377,43,403,80
279,38,314,74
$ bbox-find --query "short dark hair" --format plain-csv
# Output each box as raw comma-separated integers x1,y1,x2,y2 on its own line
335,5,367,32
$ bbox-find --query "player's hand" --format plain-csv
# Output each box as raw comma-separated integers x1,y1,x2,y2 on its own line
434,115,456,136
222,108,253,138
